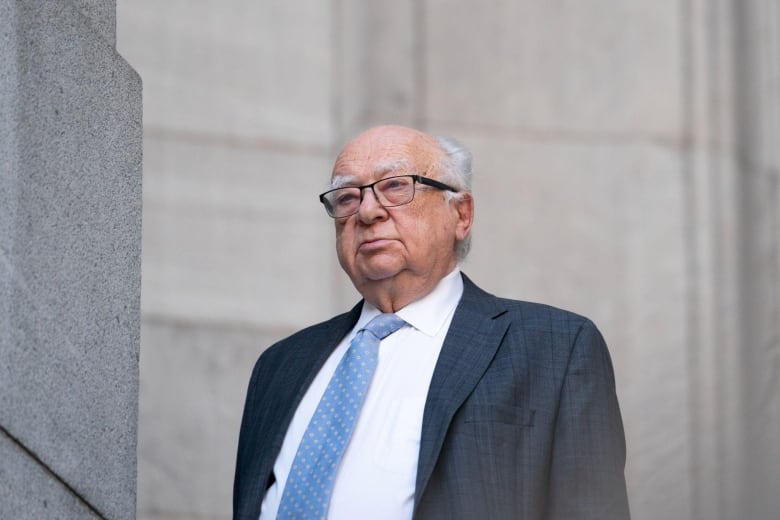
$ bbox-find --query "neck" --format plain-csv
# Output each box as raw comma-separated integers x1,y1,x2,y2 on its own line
357,265,457,313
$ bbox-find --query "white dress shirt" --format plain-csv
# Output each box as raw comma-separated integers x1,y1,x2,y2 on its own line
259,269,464,520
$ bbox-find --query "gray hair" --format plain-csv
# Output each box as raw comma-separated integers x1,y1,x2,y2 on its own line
435,135,473,261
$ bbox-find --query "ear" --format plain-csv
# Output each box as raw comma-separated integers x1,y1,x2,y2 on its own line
453,193,474,241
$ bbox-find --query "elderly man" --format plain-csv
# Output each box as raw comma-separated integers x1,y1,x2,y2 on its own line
234,125,630,520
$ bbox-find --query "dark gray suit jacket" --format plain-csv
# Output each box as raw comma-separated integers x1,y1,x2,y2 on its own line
234,275,630,519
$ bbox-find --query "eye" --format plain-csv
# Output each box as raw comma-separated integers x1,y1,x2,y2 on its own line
334,190,359,207
381,177,411,191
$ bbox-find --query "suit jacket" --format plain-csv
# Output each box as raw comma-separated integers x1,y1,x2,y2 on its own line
234,274,630,519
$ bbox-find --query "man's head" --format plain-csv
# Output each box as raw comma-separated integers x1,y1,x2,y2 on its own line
322,125,474,312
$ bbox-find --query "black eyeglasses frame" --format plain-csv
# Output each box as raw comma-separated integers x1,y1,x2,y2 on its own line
318,174,459,218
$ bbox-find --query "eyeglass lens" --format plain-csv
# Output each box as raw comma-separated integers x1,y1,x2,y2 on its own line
325,176,416,217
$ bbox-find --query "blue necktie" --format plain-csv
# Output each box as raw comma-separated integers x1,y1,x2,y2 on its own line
276,313,406,520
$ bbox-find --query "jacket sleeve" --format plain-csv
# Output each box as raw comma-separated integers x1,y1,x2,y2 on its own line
547,320,631,520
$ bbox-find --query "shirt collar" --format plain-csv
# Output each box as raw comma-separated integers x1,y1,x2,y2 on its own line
357,268,464,338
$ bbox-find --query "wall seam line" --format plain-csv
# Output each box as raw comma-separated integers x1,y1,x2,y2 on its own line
0,425,108,519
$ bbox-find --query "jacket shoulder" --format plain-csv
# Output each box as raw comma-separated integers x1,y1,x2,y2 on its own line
256,304,361,365
461,273,594,334
496,297,594,333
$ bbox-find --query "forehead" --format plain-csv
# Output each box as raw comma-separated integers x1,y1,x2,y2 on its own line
332,127,440,180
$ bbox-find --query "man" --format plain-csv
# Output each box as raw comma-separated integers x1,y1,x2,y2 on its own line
234,125,630,519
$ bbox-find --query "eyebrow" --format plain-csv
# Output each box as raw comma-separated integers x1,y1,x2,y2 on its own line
326,175,359,191
327,159,413,191
372,159,411,176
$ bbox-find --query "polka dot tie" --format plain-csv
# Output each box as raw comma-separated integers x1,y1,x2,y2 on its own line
276,313,406,520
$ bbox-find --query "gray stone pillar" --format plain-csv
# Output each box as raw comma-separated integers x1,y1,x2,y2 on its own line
0,2,142,519
685,1,780,519
734,2,780,519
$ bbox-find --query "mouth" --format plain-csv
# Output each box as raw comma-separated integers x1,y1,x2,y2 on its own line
358,238,394,251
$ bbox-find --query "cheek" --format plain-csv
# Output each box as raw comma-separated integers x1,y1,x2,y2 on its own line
335,223,356,262
397,219,438,256
335,226,347,253
406,211,457,257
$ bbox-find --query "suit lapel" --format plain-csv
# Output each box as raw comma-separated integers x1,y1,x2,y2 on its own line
413,274,509,508
260,305,360,466
242,304,362,520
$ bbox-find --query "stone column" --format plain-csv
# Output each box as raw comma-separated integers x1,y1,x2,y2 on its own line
0,2,142,519
681,2,780,519
733,2,780,519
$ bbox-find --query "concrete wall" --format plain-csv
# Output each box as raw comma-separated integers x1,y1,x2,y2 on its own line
0,1,142,519
117,1,780,519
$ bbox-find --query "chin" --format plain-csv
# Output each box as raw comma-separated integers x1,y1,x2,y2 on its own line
356,259,405,282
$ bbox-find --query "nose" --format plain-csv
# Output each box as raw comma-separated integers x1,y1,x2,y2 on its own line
356,186,388,224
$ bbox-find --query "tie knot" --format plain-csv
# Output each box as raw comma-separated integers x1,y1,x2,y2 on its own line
361,313,406,340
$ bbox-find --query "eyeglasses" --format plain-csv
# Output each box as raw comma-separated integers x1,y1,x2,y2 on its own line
319,174,459,218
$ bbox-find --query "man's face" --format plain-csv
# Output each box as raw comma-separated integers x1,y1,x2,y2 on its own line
330,126,472,301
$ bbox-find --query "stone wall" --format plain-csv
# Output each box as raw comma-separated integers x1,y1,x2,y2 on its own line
0,1,142,519
117,1,779,519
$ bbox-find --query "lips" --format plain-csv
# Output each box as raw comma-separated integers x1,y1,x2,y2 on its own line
358,237,394,250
